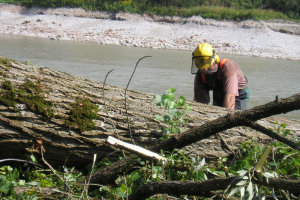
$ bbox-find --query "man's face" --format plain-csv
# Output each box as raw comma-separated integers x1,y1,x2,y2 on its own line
200,63,218,75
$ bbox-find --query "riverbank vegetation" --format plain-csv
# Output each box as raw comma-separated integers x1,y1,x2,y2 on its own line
1,136,300,199
1,0,299,21
1,101,300,199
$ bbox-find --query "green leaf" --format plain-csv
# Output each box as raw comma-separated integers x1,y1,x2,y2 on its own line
138,160,145,165
276,126,281,134
162,134,170,140
169,109,180,118
152,166,161,172
163,113,172,122
247,181,254,200
166,92,175,102
255,185,263,200
28,181,40,186
185,104,191,111
0,183,11,194
271,188,279,200
237,170,247,176
180,118,186,124
120,183,127,194
155,114,164,121
128,186,132,195
7,166,13,172
168,101,176,109
161,94,168,106
255,146,273,172
166,87,176,94
152,94,162,105
0,175,6,182
263,172,278,178
30,155,37,163
177,96,186,107
236,180,247,186
199,157,205,168
280,123,286,128
283,129,290,137
171,127,179,133
162,127,170,134
228,186,243,198
207,168,219,176
240,187,245,200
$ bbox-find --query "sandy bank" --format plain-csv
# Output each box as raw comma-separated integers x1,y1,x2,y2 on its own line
0,3,300,60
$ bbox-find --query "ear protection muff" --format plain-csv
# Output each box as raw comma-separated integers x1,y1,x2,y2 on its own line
212,49,220,64
215,54,220,64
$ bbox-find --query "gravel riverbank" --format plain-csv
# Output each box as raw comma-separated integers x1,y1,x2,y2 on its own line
0,3,300,60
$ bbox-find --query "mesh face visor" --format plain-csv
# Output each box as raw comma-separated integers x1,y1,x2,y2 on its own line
191,55,217,74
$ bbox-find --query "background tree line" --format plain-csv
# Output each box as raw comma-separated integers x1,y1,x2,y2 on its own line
1,0,299,20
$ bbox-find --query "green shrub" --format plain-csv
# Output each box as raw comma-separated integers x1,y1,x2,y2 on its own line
6,0,297,20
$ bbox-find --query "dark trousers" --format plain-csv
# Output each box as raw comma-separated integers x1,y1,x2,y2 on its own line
213,86,249,111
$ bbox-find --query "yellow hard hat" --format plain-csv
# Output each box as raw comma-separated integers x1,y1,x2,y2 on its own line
194,43,214,57
191,43,220,74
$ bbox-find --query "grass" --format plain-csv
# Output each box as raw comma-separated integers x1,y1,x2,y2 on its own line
0,0,298,22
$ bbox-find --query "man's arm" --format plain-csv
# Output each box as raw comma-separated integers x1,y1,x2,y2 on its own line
224,93,235,109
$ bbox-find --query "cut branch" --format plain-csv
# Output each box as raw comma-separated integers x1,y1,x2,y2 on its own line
128,177,300,200
244,120,300,151
106,136,166,162
150,94,300,152
91,94,300,185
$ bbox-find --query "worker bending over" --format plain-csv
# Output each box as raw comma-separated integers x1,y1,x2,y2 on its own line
192,43,249,110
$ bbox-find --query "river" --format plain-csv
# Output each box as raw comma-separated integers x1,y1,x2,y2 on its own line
0,34,299,120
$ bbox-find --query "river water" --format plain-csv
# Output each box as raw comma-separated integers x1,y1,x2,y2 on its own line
0,34,299,120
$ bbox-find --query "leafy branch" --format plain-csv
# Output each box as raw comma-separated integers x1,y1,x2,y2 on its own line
152,87,191,140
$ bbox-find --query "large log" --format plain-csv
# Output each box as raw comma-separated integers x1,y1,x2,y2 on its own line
0,55,299,169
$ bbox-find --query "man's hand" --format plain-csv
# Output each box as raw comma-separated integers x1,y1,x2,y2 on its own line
224,93,235,109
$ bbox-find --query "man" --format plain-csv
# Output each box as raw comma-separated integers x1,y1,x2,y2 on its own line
191,43,249,110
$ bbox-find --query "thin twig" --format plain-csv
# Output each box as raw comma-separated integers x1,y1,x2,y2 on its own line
272,148,287,178
52,189,93,200
79,154,96,200
102,69,126,157
218,133,235,155
124,172,129,200
281,190,291,200
40,146,71,192
0,158,43,168
102,69,117,132
125,56,152,144
87,154,97,197
63,153,70,190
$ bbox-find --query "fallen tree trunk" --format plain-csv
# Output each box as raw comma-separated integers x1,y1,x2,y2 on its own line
0,55,299,172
